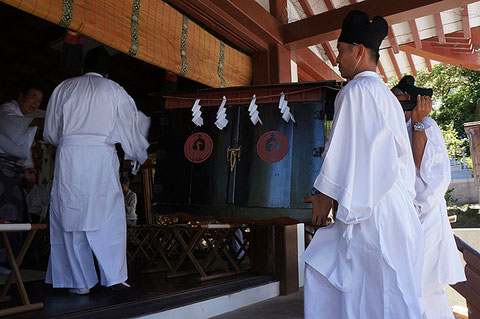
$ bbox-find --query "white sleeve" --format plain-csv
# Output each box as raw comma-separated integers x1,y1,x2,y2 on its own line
313,83,411,225
106,87,150,165
414,117,451,214
43,85,64,146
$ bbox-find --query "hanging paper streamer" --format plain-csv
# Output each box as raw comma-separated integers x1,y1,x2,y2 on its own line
215,96,228,130
191,99,203,126
278,92,295,123
248,95,263,125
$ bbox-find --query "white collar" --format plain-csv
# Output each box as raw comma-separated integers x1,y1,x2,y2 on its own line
84,72,104,78
4,100,24,116
352,71,379,80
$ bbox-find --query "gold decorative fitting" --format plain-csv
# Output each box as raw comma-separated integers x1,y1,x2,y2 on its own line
226,146,241,172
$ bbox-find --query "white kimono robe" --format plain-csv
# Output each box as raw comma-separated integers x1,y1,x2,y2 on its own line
302,71,424,319
407,118,466,319
0,101,37,167
43,72,150,289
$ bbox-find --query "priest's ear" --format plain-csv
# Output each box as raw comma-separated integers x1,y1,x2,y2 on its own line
354,44,366,60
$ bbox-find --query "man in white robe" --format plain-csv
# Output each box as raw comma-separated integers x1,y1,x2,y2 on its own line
0,84,43,263
0,84,44,169
44,46,150,294
301,10,424,318
393,77,465,319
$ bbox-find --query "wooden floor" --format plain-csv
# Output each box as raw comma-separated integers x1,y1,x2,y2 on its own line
0,262,273,319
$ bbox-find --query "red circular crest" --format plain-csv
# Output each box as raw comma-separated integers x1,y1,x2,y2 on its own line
257,131,289,163
184,132,213,163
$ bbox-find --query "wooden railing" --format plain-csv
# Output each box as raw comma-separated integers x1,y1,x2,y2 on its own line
452,235,480,319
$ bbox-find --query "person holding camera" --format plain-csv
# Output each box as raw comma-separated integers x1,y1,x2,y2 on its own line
392,76,465,319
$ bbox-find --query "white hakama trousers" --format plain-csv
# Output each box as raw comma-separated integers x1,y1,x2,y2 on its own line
420,284,454,319
303,181,424,319
46,203,127,289
419,203,464,319
304,264,341,318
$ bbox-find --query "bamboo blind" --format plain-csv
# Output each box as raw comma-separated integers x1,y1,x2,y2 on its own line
2,0,253,88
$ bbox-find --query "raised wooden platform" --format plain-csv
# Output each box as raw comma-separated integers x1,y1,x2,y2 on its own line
1,265,274,319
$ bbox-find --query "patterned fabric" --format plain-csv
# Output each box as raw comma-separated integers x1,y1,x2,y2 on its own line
59,0,74,28
0,155,29,223
180,16,189,76
217,41,226,87
127,0,141,57
3,0,252,88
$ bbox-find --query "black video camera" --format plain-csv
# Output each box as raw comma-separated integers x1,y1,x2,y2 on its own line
394,75,433,111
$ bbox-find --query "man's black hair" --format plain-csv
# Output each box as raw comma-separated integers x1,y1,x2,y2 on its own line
19,81,44,97
120,176,130,186
84,45,111,76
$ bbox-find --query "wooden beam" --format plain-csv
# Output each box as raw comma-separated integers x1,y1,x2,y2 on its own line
388,26,400,54
406,52,417,76
164,81,339,108
297,67,317,82
208,0,283,45
323,0,335,11
445,31,471,40
452,47,475,53
166,0,269,53
321,42,338,66
425,58,433,71
349,0,357,4
471,26,480,47
462,6,471,39
424,36,471,44
270,0,288,23
377,61,388,83
294,48,343,81
400,41,480,70
298,0,315,16
387,47,402,78
433,13,446,44
409,20,423,49
430,42,472,48
282,0,478,49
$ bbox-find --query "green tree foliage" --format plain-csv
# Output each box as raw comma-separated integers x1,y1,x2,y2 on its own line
439,121,467,160
414,64,480,138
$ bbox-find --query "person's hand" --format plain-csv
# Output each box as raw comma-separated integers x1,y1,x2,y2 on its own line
302,193,332,226
411,95,432,123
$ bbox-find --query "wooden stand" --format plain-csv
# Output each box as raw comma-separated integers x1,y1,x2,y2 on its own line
167,224,249,281
0,224,46,316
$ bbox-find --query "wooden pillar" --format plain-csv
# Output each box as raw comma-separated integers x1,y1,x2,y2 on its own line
250,223,299,295
252,51,271,85
269,0,288,23
252,44,291,85
274,224,299,295
143,168,153,225
269,43,292,84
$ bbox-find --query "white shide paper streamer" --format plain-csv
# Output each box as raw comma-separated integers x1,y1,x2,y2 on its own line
191,99,203,126
278,92,295,123
248,94,263,125
215,96,228,130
